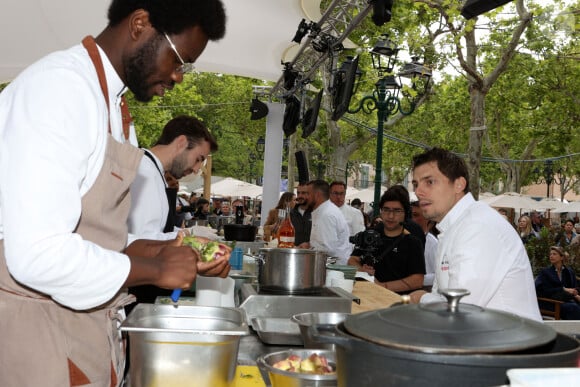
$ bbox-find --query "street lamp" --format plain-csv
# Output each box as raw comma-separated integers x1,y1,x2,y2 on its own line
348,34,432,216
248,152,257,184
255,137,266,185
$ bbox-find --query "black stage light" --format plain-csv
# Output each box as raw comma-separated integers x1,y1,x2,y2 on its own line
283,63,299,90
331,56,360,121
282,96,301,137
292,18,310,43
461,0,513,19
372,0,394,26
301,89,323,139
249,98,269,120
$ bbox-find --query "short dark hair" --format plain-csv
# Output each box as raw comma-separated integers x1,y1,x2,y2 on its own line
309,179,330,200
411,147,470,194
329,181,346,191
380,185,410,216
155,115,218,152
107,0,226,40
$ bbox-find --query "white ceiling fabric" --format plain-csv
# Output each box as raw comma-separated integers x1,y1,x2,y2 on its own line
0,0,314,83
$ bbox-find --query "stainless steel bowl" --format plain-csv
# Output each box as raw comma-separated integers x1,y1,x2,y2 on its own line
291,312,350,350
257,349,337,387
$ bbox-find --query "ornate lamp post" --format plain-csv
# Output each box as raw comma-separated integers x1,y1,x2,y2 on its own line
255,137,265,185
347,35,432,216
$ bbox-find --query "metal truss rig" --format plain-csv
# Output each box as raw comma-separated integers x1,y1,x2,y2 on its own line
269,0,373,99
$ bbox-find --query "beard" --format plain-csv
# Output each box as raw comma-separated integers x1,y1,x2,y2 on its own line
125,35,165,102
168,152,191,180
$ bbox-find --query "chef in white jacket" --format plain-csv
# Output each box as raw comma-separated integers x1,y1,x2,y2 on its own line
409,147,541,322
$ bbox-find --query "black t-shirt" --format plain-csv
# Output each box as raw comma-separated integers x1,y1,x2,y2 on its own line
353,224,425,283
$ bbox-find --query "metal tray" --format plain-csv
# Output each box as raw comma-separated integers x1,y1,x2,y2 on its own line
251,317,303,346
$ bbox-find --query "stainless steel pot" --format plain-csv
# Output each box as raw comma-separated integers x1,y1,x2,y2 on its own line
310,289,580,387
257,248,327,294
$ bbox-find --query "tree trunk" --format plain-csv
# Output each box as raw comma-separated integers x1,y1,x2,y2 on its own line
467,86,486,200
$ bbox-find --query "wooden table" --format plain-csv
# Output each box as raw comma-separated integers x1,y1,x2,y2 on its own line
351,280,402,314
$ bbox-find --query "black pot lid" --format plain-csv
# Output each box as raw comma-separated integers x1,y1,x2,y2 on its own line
343,289,556,354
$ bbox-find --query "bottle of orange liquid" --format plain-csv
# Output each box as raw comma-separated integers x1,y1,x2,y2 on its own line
277,207,295,248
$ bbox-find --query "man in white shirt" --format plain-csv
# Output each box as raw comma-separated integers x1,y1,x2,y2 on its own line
329,181,366,236
409,148,542,322
128,115,217,241
0,1,229,384
127,115,220,305
301,180,352,265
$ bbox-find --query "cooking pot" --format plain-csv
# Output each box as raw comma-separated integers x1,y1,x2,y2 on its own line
257,248,327,294
310,289,580,387
223,224,257,241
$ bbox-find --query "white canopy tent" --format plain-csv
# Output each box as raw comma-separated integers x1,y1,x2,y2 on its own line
0,0,318,83
193,177,263,198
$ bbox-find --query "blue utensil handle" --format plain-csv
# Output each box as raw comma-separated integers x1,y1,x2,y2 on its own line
170,289,182,303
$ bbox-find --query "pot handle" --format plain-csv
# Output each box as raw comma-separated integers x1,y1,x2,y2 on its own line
307,324,355,350
439,288,471,313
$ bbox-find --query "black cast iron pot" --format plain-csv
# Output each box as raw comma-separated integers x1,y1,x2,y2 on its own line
310,289,580,387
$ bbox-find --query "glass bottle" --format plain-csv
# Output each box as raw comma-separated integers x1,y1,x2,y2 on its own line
277,207,295,248
270,209,286,243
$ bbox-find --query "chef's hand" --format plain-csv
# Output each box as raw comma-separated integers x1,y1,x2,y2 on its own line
409,290,426,304
124,243,199,290
361,264,375,275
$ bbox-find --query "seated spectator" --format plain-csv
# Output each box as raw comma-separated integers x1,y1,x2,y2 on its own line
555,219,577,247
194,198,210,220
220,201,232,217
517,215,537,244
535,246,580,320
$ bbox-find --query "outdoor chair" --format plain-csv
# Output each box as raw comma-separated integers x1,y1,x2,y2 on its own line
537,297,564,320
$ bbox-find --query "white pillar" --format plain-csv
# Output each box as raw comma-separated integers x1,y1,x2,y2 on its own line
260,102,284,225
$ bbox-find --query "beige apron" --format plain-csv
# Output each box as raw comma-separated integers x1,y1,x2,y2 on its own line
0,36,142,386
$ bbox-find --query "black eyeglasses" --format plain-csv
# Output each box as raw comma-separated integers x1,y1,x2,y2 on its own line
330,191,346,196
380,207,405,215
163,33,196,74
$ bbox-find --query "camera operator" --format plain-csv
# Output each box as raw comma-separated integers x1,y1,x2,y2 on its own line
348,186,425,293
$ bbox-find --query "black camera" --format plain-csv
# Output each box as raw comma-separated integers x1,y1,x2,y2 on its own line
349,230,381,266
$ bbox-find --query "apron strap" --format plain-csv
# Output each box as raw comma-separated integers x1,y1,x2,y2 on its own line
81,35,131,140
143,150,176,232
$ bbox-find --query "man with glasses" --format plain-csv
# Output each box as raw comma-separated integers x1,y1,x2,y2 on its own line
348,186,425,293
408,148,541,321
0,1,228,385
329,181,365,237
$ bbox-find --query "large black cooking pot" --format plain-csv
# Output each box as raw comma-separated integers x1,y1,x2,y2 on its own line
310,289,580,387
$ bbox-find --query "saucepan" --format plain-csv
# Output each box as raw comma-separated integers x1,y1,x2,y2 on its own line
256,248,328,294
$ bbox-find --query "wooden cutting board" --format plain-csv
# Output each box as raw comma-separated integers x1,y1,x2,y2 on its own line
351,280,402,314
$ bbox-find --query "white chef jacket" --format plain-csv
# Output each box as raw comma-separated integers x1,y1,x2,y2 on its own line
420,193,542,322
310,200,352,264
127,151,177,243
0,43,136,310
423,232,438,286
338,204,366,236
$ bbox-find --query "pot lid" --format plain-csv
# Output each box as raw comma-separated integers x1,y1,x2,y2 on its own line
343,289,556,354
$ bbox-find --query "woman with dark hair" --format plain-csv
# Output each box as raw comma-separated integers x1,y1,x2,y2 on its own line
535,246,580,320
194,198,210,220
